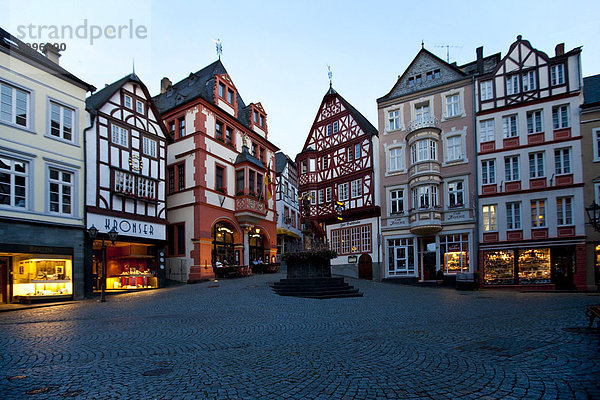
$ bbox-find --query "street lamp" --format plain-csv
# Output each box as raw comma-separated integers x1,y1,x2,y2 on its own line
87,225,118,302
586,201,600,232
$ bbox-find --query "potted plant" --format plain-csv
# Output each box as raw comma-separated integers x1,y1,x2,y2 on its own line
436,269,445,285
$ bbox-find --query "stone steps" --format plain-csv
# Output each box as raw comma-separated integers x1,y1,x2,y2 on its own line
271,277,363,299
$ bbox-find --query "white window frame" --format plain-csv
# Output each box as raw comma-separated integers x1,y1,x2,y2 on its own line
480,80,493,101
504,155,520,182
326,124,332,136
448,181,464,208
111,124,128,147
325,187,332,203
446,94,460,118
506,202,521,230
351,179,362,198
502,114,518,138
530,199,546,228
49,101,75,143
0,81,30,129
338,182,349,201
318,189,324,204
415,103,430,123
482,205,497,231
136,99,144,114
522,70,536,91
446,136,463,162
0,155,28,208
506,75,519,95
557,196,573,226
528,152,545,179
526,110,543,134
554,148,571,175
594,128,600,162
479,119,495,143
333,121,339,134
552,105,570,129
142,136,157,157
389,188,404,215
388,147,403,172
388,109,400,131
48,167,73,215
354,143,361,160
310,190,316,205
411,139,436,163
551,64,565,86
124,94,132,109
481,159,496,185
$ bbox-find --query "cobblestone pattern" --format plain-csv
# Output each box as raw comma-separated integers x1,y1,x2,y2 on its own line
1,273,599,399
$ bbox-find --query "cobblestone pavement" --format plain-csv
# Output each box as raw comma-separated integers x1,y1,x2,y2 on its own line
1,272,599,400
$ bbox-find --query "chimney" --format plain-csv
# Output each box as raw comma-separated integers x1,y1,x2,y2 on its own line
555,43,565,56
42,44,61,65
476,46,484,74
160,77,172,94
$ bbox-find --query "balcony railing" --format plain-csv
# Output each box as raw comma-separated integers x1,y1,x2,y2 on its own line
235,194,267,216
407,116,440,133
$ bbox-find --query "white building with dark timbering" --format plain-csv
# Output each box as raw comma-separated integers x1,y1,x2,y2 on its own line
275,151,302,257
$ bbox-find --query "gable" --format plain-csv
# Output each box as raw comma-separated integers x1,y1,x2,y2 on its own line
496,38,549,76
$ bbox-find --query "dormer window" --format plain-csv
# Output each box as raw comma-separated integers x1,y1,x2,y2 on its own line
434,69,440,79
254,110,259,124
219,82,225,98
227,89,234,104
416,75,422,85
408,77,415,87
259,115,264,127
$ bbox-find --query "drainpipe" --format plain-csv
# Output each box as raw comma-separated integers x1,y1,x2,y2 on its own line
471,75,480,281
82,111,96,298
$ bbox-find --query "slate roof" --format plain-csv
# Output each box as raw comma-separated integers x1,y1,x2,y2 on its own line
275,151,296,174
234,145,265,170
152,59,256,132
86,73,141,114
583,74,600,107
326,86,377,137
0,26,94,92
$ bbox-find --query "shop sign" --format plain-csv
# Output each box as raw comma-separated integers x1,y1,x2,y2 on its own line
87,213,165,240
448,244,461,252
445,211,468,222
389,216,408,227
348,256,357,263
339,220,361,228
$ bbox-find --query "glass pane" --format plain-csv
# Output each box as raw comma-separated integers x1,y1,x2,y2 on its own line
50,169,59,180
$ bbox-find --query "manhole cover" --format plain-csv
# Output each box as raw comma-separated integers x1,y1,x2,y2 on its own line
7,375,27,381
207,285,219,288
26,387,51,395
562,327,600,334
142,368,173,376
62,389,84,397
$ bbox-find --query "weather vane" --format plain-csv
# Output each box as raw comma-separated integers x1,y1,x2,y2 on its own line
212,38,222,60
327,65,333,88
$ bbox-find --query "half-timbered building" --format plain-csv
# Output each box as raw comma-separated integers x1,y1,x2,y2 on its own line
275,151,302,258
85,73,170,294
153,60,278,282
376,47,500,284
297,86,380,279
476,36,586,290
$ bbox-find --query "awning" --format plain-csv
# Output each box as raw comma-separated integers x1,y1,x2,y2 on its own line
277,227,301,239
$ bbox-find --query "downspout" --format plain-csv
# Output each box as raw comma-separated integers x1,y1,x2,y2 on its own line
471,74,480,283
82,109,96,298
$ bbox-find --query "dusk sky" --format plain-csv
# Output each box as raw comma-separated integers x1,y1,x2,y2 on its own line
3,0,599,158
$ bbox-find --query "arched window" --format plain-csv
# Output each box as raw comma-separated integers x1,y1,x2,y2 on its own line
249,230,265,263
213,222,235,265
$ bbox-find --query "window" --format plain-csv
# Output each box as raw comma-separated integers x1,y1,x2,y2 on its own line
219,82,225,98
310,190,316,205
227,89,234,104
338,182,349,201
124,95,132,109
114,170,134,195
527,110,543,134
531,200,546,228
482,205,497,231
216,121,224,140
522,70,536,91
416,75,422,85
142,137,157,157
555,148,571,175
253,110,259,124
506,75,519,95
480,80,493,101
259,115,264,127
504,156,520,181
111,124,128,147
136,100,144,114
318,189,324,204
387,237,415,276
301,161,307,174
167,223,186,256
529,152,545,178
502,115,518,138
388,110,400,131
448,181,464,207
551,64,565,86
178,117,186,138
333,121,339,133
325,187,332,202
257,174,263,196
168,121,175,137
415,103,430,123
595,128,600,162
0,82,29,127
390,189,404,214
408,77,415,87
351,179,362,198
481,159,496,185
49,102,74,141
413,185,437,209
168,167,174,194
236,170,244,194
259,147,265,163
446,136,462,162
216,166,224,191
331,224,372,255
426,71,433,81
326,124,332,136
323,154,329,169
251,143,258,158
226,127,233,145
446,94,460,117
557,197,573,225
479,119,495,142
308,158,315,172
49,168,72,215
411,139,436,163
0,156,27,208
389,147,403,172
552,105,569,129
354,143,361,159
249,171,255,194
177,164,185,191
506,202,521,230
137,176,156,199
347,146,354,161
434,69,440,79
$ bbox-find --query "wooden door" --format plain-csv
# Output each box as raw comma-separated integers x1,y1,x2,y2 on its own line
358,254,372,280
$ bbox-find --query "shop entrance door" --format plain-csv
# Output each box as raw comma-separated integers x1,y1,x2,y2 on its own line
358,254,372,280
0,257,10,303
552,246,575,290
419,237,436,280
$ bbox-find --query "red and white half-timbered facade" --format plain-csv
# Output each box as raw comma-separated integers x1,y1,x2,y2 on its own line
153,60,278,282
476,36,587,290
297,86,380,279
85,73,169,293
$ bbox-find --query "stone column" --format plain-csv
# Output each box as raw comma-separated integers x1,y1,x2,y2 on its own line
243,228,250,266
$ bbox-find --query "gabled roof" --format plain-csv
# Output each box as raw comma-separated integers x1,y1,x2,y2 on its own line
234,145,265,170
275,151,296,174
153,59,255,132
326,87,377,137
583,74,600,107
377,48,469,103
0,26,94,92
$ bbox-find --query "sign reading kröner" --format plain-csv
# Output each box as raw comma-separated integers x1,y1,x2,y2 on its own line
87,213,166,240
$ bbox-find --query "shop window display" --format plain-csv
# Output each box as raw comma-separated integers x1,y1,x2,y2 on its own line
440,234,469,273
518,248,551,284
483,250,515,285
93,243,157,290
11,254,73,298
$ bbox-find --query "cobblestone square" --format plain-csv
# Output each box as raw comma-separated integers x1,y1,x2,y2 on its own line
1,271,599,399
